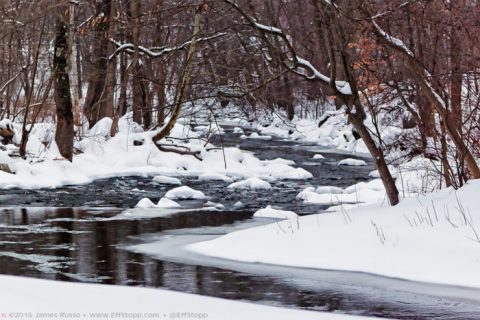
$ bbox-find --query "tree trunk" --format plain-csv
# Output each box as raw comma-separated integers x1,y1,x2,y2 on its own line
68,3,81,127
347,98,399,205
152,7,201,143
84,0,112,128
156,63,166,127
53,11,74,161
111,54,127,137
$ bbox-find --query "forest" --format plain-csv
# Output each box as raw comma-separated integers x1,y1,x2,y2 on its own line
1,1,480,319
0,0,478,199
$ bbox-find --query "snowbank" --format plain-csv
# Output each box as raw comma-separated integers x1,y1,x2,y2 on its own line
188,180,480,289
0,275,370,320
0,114,313,190
297,179,388,206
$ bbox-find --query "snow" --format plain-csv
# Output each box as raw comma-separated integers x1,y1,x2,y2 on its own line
189,180,480,289
198,173,234,182
315,186,344,194
228,177,272,190
153,175,182,185
233,127,244,134
135,197,157,208
164,186,206,200
244,109,370,155
337,158,368,166
259,125,291,139
233,201,244,208
157,197,181,208
312,154,325,159
0,114,312,190
253,205,298,219
248,132,272,140
0,275,369,320
297,179,389,206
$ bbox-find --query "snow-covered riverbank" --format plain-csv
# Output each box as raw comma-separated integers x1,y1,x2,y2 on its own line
188,180,480,289
0,275,374,320
0,116,311,189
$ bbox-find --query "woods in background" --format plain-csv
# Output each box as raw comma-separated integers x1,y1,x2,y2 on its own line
1,0,480,205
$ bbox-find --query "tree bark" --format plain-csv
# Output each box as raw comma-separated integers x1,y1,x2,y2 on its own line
346,97,399,205
84,0,113,128
53,11,74,161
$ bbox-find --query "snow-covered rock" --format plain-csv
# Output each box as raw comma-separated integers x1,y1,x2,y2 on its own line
249,132,272,140
337,158,367,166
164,186,206,200
153,175,182,185
233,127,244,134
312,154,325,160
157,197,181,208
135,198,157,208
233,201,244,209
228,177,271,190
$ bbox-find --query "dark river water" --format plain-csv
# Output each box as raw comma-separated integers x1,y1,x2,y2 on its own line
0,127,479,320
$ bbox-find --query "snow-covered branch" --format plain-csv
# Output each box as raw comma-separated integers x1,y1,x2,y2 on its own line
223,0,352,95
109,32,226,60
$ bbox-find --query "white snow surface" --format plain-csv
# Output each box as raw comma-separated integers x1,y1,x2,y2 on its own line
153,175,182,185
0,275,372,320
337,158,368,166
198,173,234,182
0,114,313,189
189,180,480,289
135,197,157,208
248,132,272,140
253,205,298,219
313,154,325,159
228,177,272,190
157,197,181,208
164,186,206,200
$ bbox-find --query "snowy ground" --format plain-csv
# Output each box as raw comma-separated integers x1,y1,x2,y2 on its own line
0,115,311,190
188,180,480,289
0,275,374,320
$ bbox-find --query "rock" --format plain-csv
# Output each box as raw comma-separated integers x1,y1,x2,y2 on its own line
133,139,144,146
